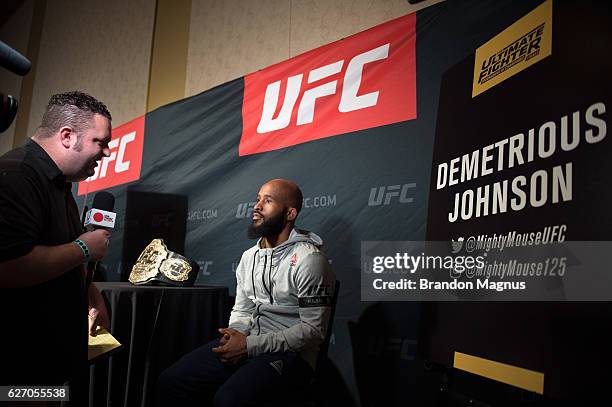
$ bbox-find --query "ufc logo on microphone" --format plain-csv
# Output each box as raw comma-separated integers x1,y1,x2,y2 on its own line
240,13,416,156
78,115,145,195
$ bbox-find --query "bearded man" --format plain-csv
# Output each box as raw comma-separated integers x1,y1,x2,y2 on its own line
158,178,335,407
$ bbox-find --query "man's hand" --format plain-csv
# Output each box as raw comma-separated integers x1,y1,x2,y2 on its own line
88,306,110,336
212,328,247,364
88,283,110,336
78,229,111,261
218,328,230,346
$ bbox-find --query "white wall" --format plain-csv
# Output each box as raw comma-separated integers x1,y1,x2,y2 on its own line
1,0,443,151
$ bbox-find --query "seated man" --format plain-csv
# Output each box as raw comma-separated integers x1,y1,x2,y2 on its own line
157,178,336,406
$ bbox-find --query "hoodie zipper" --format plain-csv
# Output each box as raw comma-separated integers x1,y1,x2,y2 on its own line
261,253,270,300
250,249,259,300
256,303,262,334
268,250,274,304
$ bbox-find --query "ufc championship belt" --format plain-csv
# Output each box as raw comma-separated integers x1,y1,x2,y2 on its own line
128,239,199,287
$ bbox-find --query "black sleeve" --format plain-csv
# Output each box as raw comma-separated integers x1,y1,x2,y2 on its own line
0,166,45,261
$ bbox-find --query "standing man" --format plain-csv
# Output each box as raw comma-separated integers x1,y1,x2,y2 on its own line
158,179,336,406
0,91,113,399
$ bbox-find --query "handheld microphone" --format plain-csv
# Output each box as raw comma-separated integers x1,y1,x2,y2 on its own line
84,192,116,230
85,191,116,290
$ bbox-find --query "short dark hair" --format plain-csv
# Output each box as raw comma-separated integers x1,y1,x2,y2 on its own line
37,91,112,138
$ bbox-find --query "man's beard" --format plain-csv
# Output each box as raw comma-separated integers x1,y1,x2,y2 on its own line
247,209,287,240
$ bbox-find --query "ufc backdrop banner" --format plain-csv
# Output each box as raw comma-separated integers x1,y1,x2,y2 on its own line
74,1,611,405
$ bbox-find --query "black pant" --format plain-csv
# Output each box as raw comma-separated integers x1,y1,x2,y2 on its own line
157,338,313,407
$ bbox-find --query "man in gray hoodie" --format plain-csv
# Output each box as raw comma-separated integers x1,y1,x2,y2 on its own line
158,179,335,406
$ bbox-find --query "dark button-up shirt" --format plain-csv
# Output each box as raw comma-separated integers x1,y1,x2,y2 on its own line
0,139,87,385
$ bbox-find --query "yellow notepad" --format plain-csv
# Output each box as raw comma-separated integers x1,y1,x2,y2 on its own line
88,327,122,362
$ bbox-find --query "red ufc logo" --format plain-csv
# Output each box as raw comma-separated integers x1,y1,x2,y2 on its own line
240,13,416,156
257,43,390,133
77,115,145,195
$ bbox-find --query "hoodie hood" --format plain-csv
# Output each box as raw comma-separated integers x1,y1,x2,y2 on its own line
258,228,323,251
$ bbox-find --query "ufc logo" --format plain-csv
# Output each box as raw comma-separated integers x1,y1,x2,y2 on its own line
257,44,389,133
88,131,136,181
240,13,416,156
236,202,255,219
367,336,417,361
305,284,331,297
198,260,213,276
151,212,173,228
368,183,416,206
